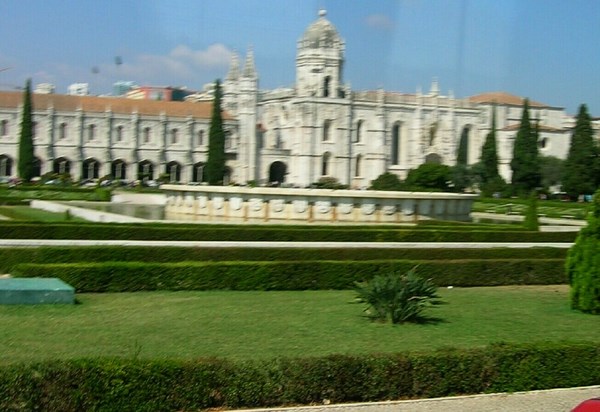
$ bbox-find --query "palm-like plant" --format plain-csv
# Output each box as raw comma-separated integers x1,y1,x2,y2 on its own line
354,268,442,324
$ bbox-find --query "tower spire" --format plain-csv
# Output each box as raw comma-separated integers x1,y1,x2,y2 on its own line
242,47,257,78
226,51,240,81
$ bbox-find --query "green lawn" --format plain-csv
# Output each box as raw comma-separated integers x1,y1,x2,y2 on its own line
1,285,598,364
0,206,85,222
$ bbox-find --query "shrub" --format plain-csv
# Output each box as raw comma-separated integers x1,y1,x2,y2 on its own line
354,268,443,323
12,258,568,292
567,190,600,314
0,343,598,410
523,191,540,231
369,172,403,191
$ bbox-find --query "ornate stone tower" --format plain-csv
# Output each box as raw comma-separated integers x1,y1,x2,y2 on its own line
296,10,345,98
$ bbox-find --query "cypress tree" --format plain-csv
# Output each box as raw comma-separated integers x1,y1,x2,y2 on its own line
205,80,226,185
510,99,541,195
562,104,598,198
456,127,469,166
480,105,499,183
566,189,600,314
18,79,35,182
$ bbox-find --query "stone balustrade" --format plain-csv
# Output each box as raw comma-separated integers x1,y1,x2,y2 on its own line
161,185,477,224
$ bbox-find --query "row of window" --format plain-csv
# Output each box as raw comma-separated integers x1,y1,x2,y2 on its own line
0,119,212,146
0,155,213,184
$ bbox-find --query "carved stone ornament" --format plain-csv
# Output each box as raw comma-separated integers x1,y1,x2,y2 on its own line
271,199,285,213
338,202,353,215
197,195,208,209
230,197,242,211
361,203,376,215
382,205,396,215
316,200,331,214
293,200,308,213
250,198,263,211
213,196,224,210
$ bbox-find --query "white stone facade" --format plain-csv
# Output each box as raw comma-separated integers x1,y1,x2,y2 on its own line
0,11,584,187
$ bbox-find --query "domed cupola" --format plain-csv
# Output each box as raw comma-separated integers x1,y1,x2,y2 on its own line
296,10,345,98
300,9,343,50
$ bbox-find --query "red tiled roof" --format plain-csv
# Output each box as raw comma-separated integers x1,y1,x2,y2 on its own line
469,92,552,108
0,91,233,120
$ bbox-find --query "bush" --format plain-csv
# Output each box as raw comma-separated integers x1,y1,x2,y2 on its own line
0,343,598,410
12,259,567,292
523,191,540,231
354,268,443,323
0,222,578,243
0,246,567,273
369,172,403,191
567,190,600,314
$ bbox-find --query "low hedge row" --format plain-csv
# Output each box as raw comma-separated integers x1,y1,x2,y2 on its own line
13,259,567,292
1,343,598,411
0,222,578,242
0,246,567,272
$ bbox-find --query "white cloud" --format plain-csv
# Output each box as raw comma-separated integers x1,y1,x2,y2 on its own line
365,14,395,31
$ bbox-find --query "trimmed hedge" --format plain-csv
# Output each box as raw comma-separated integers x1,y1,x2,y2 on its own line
12,259,567,292
0,222,578,242
0,246,568,272
1,343,598,411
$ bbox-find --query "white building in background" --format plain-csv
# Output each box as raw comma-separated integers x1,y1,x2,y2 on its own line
34,83,55,94
0,10,585,185
220,10,574,187
67,83,89,96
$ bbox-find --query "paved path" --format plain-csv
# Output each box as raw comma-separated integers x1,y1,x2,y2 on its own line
0,240,573,248
230,385,600,412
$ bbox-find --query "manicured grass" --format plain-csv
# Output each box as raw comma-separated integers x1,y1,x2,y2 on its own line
0,206,85,222
1,285,597,364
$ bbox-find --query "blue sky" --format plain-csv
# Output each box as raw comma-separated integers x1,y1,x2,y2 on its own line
1,0,599,114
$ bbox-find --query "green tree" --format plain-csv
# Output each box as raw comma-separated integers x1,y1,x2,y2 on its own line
205,80,226,185
18,79,35,182
562,104,598,198
566,189,600,314
539,155,564,190
369,172,403,191
404,163,451,192
510,99,541,195
480,106,500,184
523,191,539,231
456,127,469,166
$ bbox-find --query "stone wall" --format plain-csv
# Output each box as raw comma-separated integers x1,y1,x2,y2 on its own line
162,185,477,224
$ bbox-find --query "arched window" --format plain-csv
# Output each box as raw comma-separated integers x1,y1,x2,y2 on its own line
192,162,206,183
355,154,362,177
143,127,151,143
53,157,71,175
322,152,331,176
111,159,127,180
87,124,96,141
323,120,332,142
59,123,67,139
138,160,154,182
82,158,100,180
171,128,178,144
355,120,363,143
166,161,181,183
32,157,42,177
115,125,123,142
323,76,331,97
197,129,205,146
0,155,13,177
0,120,8,136
391,122,401,165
